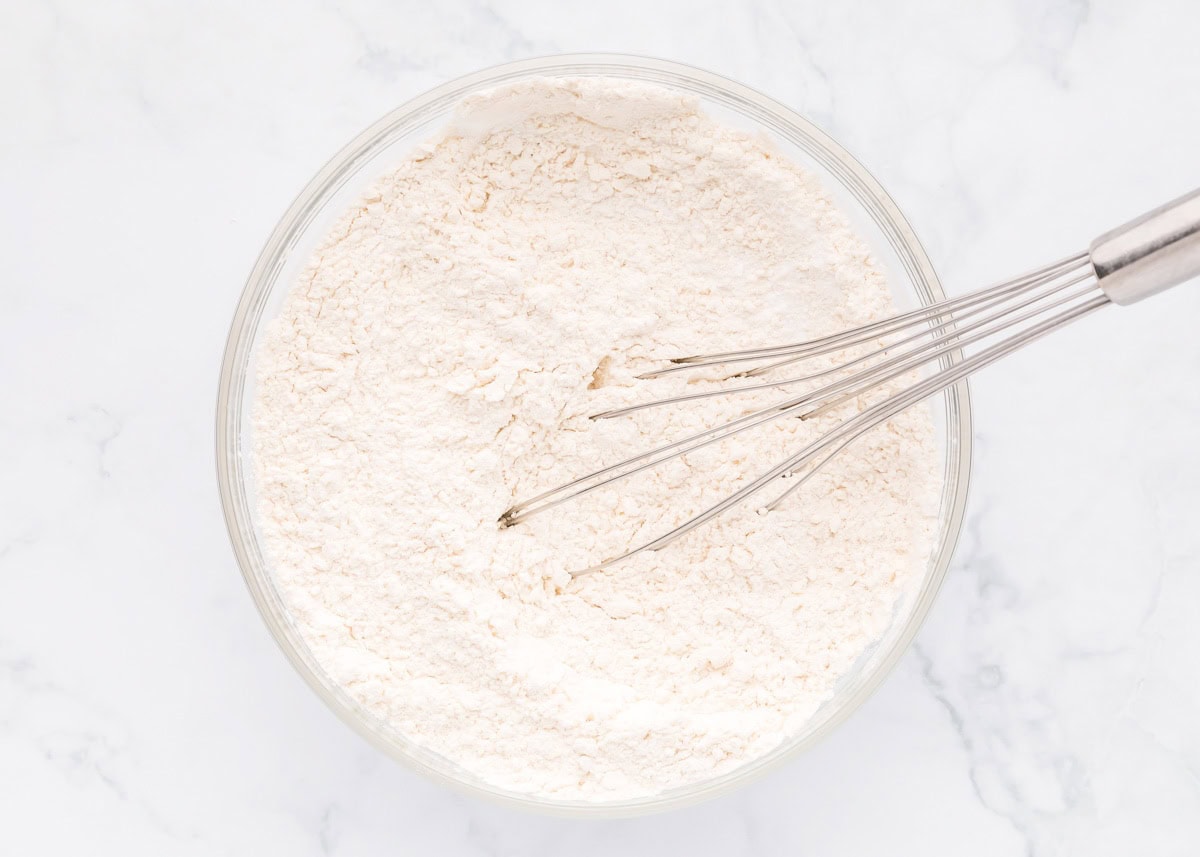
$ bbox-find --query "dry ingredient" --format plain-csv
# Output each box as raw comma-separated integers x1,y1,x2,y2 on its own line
253,78,941,800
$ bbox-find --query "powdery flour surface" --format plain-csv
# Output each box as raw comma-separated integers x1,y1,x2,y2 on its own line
253,79,941,801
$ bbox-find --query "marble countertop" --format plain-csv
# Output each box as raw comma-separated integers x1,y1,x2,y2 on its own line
4,0,1199,853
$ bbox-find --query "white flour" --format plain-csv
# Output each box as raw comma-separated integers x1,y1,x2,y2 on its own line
253,78,941,800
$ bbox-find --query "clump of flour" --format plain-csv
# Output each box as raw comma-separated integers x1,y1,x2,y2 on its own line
253,78,942,800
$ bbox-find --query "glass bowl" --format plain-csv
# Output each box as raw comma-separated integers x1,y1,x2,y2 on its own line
216,54,972,817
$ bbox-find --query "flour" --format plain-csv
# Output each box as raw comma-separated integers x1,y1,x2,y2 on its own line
252,78,941,800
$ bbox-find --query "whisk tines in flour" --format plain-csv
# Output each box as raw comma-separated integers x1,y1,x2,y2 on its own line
500,188,1200,576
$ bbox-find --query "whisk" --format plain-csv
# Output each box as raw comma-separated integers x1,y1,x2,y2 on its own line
500,188,1200,576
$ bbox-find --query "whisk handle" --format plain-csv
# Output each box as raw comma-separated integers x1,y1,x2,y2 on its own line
1091,187,1200,305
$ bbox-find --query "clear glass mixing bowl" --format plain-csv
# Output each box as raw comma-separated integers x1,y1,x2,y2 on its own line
216,54,972,816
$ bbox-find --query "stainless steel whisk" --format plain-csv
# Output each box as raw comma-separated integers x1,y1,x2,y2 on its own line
500,188,1200,576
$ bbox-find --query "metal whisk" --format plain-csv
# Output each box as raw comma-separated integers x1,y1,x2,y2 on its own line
500,188,1200,576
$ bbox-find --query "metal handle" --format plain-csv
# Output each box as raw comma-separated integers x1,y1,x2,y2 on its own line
1090,187,1200,305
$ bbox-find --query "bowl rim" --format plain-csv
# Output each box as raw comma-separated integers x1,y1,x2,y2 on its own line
216,52,973,817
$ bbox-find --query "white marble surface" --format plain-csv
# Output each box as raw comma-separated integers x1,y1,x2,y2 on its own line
4,0,1200,853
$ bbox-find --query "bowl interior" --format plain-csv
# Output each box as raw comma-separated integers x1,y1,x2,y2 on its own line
216,54,971,816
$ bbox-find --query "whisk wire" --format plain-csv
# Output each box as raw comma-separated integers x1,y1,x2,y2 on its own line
596,263,1096,420
646,252,1089,376
739,259,1093,378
